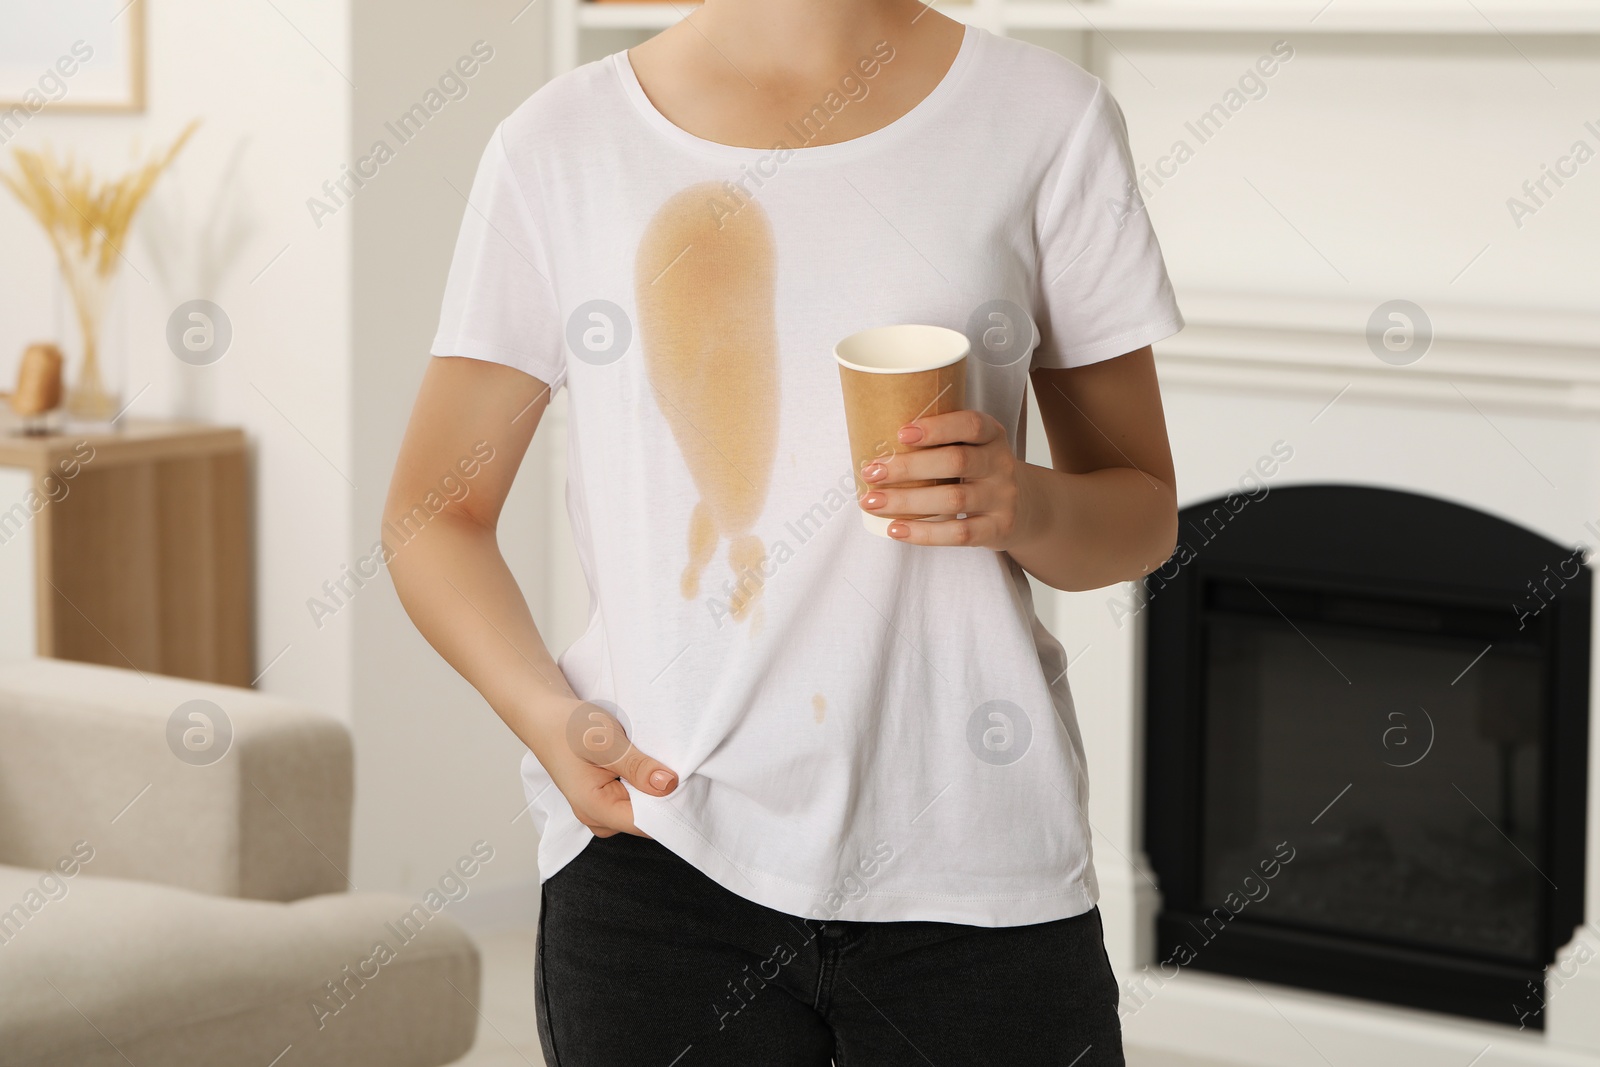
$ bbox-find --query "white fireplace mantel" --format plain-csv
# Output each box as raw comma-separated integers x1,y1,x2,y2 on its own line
1160,292,1600,418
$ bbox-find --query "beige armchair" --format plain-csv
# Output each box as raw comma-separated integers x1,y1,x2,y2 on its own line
0,658,480,1067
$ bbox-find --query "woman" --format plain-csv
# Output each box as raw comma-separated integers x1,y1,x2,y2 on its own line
386,0,1182,1062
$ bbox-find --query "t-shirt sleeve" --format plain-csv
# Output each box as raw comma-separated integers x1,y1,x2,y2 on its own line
1031,80,1185,371
430,123,566,391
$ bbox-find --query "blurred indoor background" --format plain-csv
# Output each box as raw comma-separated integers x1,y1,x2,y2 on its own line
0,2,1596,1065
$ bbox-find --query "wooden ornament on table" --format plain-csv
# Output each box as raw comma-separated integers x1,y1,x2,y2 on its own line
12,343,64,417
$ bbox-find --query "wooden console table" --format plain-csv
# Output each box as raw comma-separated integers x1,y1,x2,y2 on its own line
0,420,252,685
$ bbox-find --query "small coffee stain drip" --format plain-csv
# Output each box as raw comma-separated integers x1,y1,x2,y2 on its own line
635,182,779,627
727,534,766,634
813,693,827,724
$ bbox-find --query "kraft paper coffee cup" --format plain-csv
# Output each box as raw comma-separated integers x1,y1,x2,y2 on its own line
834,324,969,538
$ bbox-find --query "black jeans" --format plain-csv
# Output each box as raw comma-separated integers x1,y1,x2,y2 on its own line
535,833,1125,1066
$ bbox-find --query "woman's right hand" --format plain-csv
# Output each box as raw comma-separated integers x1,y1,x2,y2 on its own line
544,700,679,838
384,356,678,840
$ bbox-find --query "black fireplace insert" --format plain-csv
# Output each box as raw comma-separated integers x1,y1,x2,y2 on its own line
1143,484,1590,1027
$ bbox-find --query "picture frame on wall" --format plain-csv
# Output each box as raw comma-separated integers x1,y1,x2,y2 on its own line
0,0,147,114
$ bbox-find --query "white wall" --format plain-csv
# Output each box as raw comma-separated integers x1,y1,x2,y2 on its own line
348,0,551,905
0,1,354,720
1098,30,1600,309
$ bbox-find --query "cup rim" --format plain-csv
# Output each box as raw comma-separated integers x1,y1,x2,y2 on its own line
833,324,970,375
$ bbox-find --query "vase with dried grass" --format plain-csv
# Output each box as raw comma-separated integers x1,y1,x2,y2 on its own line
0,122,198,428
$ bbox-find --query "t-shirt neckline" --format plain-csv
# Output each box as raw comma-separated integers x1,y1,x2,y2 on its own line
613,24,980,165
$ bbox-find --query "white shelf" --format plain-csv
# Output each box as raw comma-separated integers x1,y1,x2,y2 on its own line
569,1,1600,35
1005,1,1600,33
575,2,986,29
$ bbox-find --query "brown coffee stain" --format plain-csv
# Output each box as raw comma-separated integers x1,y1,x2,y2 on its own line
813,692,827,724
635,182,779,628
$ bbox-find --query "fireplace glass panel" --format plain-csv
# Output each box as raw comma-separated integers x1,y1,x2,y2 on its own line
1200,584,1546,964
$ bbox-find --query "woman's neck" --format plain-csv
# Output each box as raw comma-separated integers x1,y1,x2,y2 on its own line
625,0,966,151
688,0,938,86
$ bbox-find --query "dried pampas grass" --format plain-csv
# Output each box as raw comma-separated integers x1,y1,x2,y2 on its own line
1,120,199,422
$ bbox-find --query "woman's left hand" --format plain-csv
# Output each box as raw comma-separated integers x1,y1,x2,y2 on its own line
859,409,1041,550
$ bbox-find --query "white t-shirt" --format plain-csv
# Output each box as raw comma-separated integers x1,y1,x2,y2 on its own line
432,24,1184,927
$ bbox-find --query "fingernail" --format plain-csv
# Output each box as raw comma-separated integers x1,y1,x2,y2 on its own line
897,425,923,443
862,463,886,482
862,492,885,510
888,522,909,538
649,769,676,791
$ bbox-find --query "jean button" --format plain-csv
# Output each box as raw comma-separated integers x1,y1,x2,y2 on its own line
821,922,844,939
